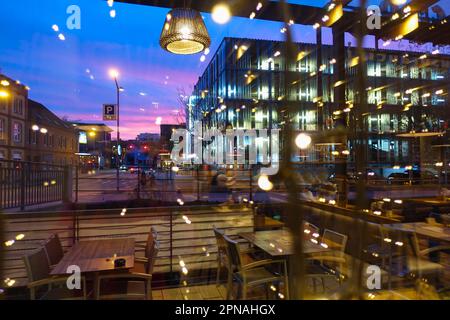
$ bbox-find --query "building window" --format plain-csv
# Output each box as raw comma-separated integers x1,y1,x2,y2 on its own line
13,97,24,115
0,97,7,113
12,150,23,161
12,122,23,143
29,128,37,144
0,117,6,140
0,149,5,160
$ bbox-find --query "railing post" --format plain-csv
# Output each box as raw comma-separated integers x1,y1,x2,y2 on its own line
63,165,73,204
20,162,25,211
75,166,79,203
170,210,173,274
249,165,253,202
197,165,200,201
137,165,141,200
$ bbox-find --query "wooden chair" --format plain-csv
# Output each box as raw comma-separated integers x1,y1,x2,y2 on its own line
23,248,86,300
303,222,320,239
224,235,289,300
306,229,348,293
43,233,64,268
133,227,158,274
400,231,449,281
213,226,230,286
95,240,159,300
213,226,255,287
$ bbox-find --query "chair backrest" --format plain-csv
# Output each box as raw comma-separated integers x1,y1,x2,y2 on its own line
213,226,227,256
145,227,158,259
23,247,50,283
304,222,320,237
43,233,64,266
223,235,242,270
145,240,160,275
322,229,348,254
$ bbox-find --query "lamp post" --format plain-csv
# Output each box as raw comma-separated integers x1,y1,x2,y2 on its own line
109,69,123,192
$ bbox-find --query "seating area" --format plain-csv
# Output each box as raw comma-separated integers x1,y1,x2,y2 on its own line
2,203,448,300
22,228,159,300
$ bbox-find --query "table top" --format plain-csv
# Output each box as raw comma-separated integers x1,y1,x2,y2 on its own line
51,238,135,275
240,229,329,257
255,217,285,231
386,222,450,242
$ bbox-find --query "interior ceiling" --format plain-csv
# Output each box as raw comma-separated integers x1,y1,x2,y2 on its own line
115,0,450,46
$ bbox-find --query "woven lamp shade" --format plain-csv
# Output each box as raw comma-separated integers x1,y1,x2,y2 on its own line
160,8,211,55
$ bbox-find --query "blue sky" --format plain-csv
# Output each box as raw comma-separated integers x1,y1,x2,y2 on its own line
0,0,448,138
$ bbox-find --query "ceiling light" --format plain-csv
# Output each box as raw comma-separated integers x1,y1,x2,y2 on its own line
211,4,231,25
160,8,211,55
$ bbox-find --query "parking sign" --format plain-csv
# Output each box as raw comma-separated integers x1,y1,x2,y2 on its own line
103,104,117,121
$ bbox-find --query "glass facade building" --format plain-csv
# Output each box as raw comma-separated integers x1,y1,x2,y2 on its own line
191,37,450,173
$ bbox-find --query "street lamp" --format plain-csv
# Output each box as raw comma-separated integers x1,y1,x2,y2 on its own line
109,68,123,192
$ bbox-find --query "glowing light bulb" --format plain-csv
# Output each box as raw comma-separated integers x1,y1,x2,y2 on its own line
211,4,231,24
295,133,312,150
258,175,273,191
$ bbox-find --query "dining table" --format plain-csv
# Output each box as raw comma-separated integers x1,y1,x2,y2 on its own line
384,222,450,242
51,238,135,276
239,229,329,257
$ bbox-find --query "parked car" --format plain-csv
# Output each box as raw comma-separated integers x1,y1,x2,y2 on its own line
388,170,438,185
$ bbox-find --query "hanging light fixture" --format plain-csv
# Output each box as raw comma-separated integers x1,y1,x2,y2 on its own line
160,8,211,55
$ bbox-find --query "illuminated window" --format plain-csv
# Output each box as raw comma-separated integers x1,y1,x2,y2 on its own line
12,121,23,143
13,96,24,115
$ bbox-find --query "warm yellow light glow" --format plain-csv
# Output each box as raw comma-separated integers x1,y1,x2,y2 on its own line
390,0,406,5
109,69,119,79
89,131,96,137
172,166,180,173
0,80,10,86
15,234,25,240
212,4,231,24
0,90,9,98
295,133,312,150
182,267,188,275
32,125,39,131
258,175,273,191
40,128,48,134
4,240,15,247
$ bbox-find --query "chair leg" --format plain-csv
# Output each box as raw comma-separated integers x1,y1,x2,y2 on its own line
216,259,222,286
312,277,317,293
321,277,326,293
226,271,233,300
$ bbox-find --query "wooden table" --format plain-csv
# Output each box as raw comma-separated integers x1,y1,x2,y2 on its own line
51,238,135,275
385,222,450,242
254,217,285,231
239,229,329,257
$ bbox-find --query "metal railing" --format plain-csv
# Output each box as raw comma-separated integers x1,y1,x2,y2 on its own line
0,160,70,210
1,204,254,288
